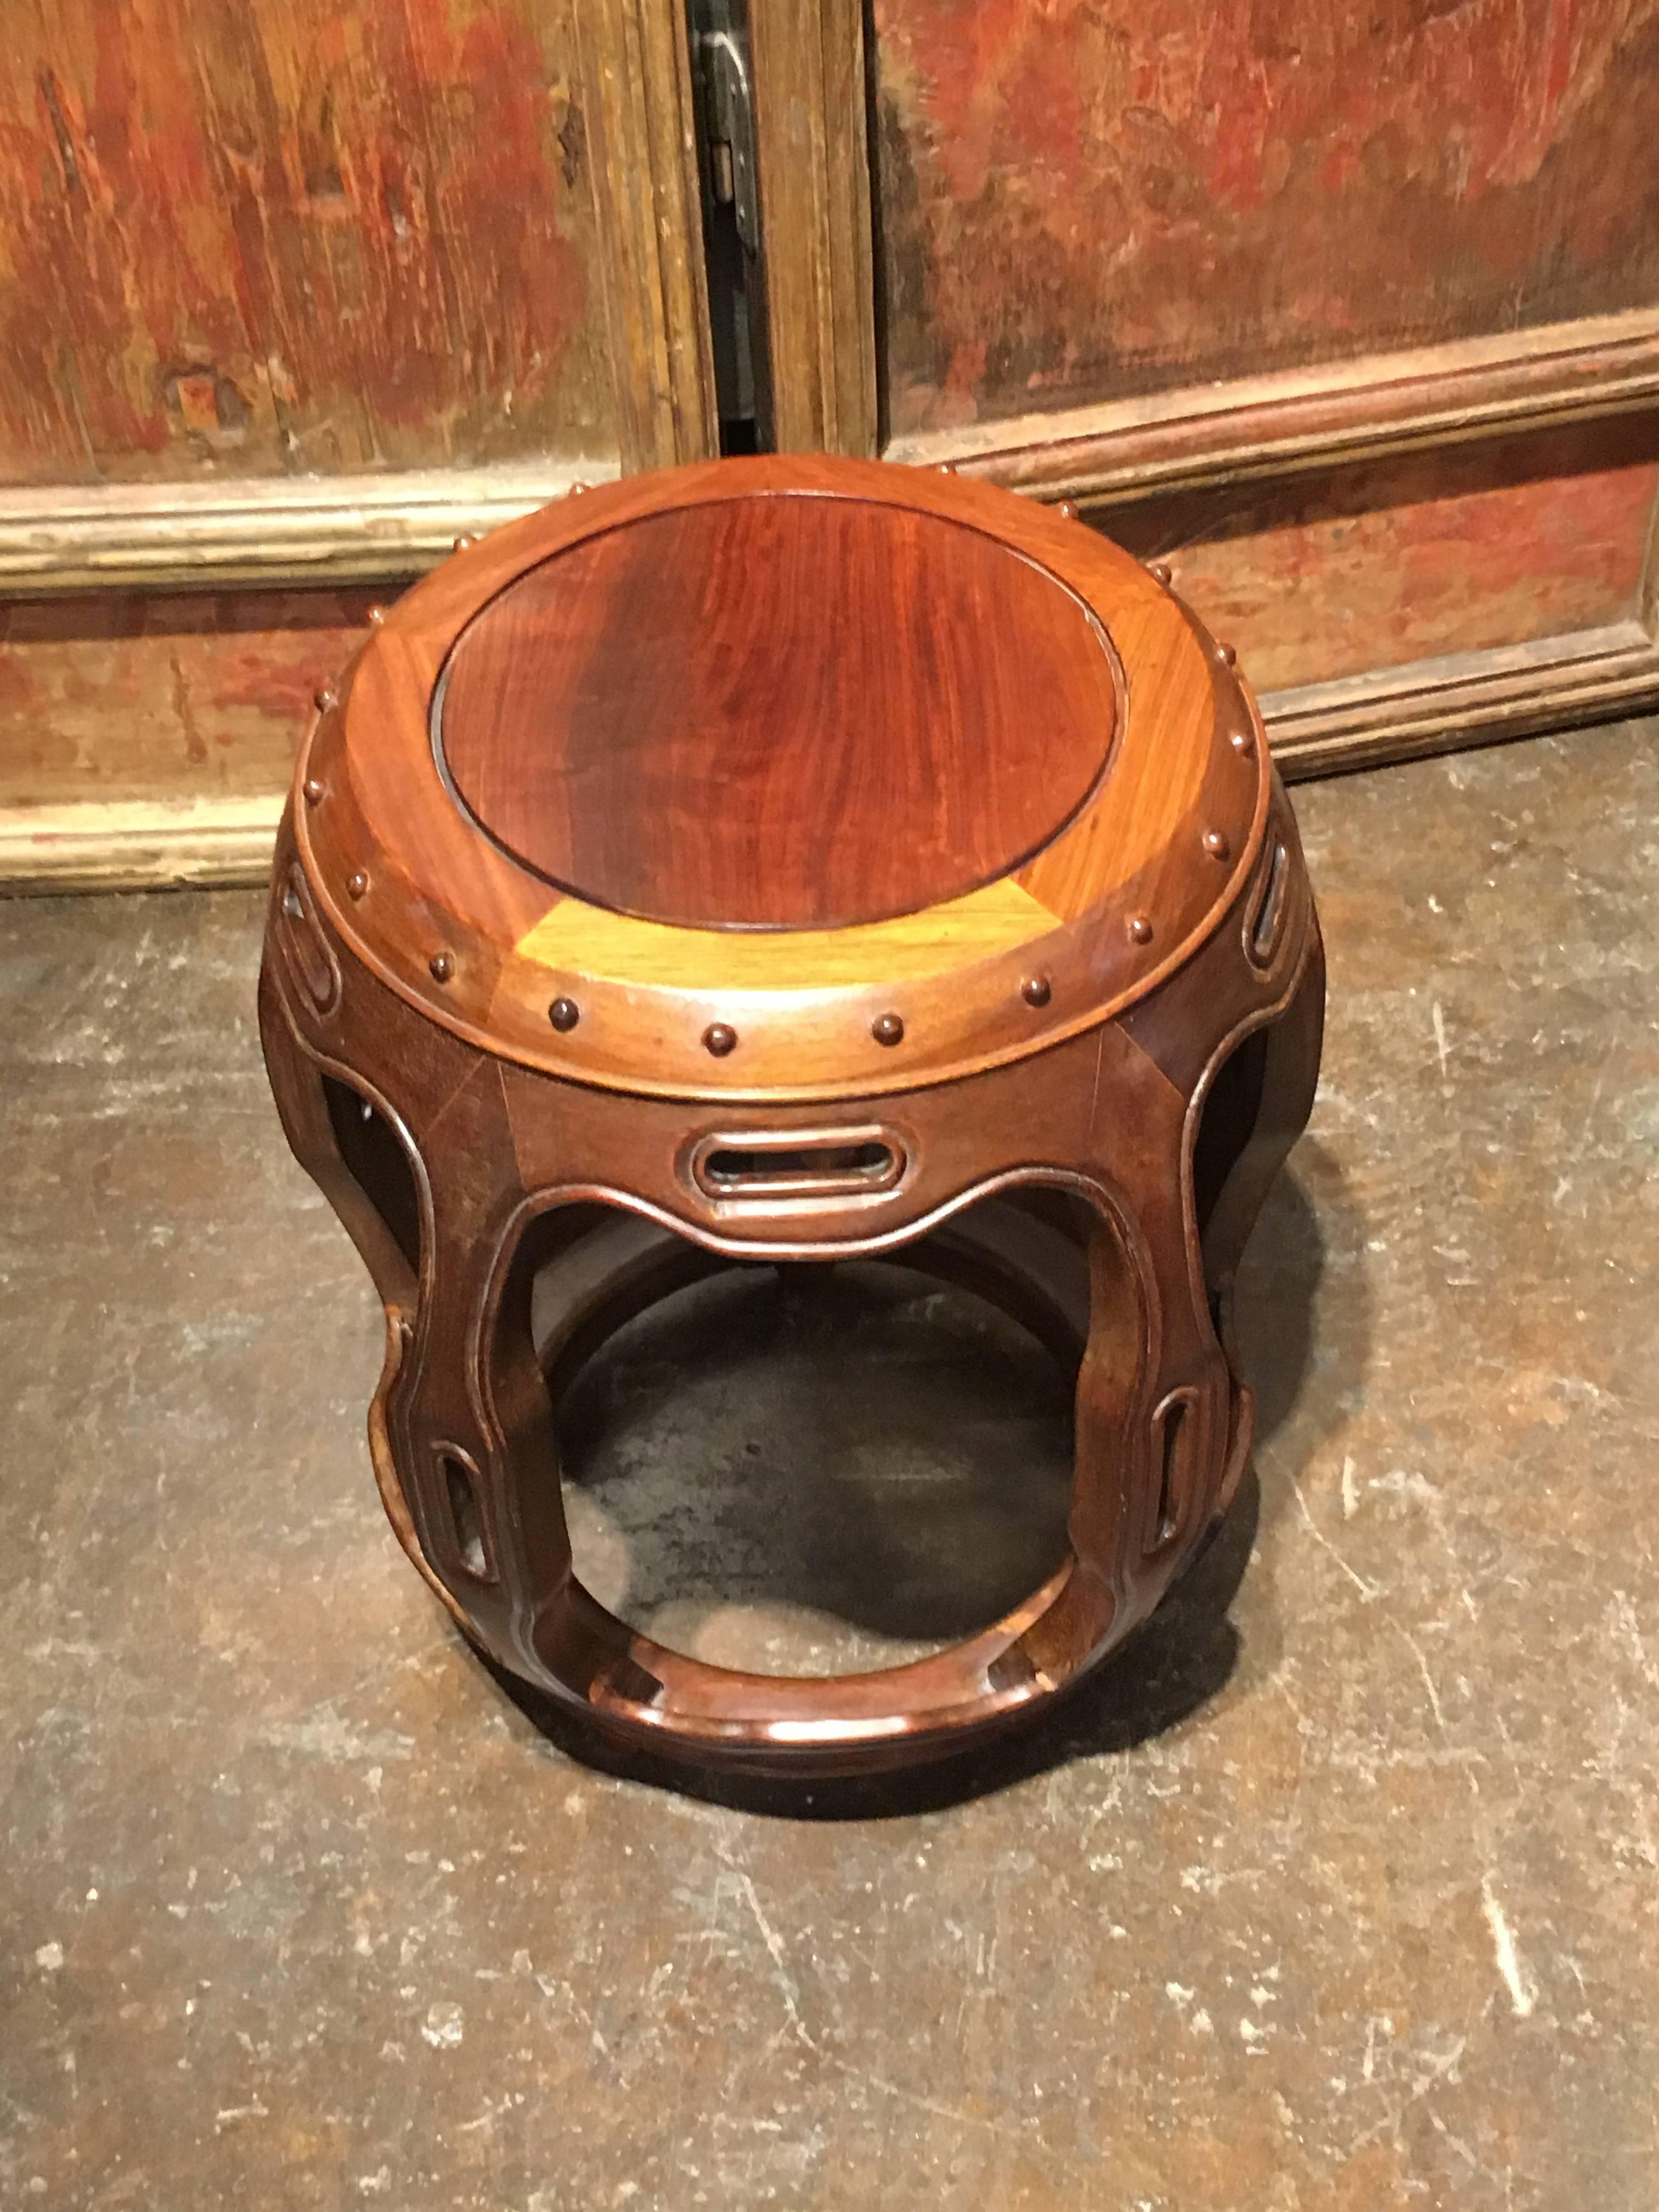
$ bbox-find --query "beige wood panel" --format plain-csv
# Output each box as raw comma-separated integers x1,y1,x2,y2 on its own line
574,0,718,470
749,0,878,456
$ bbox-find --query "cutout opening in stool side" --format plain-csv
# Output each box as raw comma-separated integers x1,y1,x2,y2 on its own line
495,1189,1097,1680
322,1075,423,1277
690,1129,904,1203
437,1447,495,1583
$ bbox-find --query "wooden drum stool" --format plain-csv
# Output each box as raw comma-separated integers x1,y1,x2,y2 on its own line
259,456,1323,1778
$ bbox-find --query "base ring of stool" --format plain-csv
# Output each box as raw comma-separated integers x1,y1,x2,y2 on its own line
346,1190,1131,1777
483,1194,1189,1777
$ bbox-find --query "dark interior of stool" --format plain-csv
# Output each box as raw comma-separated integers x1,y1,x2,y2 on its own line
552,1256,1078,1678
312,1032,1276,1682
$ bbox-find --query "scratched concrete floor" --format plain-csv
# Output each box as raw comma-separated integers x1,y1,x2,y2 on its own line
3,720,1658,2210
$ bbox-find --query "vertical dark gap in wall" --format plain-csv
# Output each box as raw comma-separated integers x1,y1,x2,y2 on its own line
687,0,774,453
860,0,891,456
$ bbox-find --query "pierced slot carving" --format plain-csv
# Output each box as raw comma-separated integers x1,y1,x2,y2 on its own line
437,1447,493,1581
1150,1390,1200,1552
1190,1029,1270,1238
1246,839,1290,969
322,1077,422,1274
276,865,341,1015
687,1127,905,1204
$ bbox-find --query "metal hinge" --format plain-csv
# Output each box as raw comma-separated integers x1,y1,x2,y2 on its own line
689,3,770,449
698,27,760,256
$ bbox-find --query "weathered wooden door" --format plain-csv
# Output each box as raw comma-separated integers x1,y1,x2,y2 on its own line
6,0,1659,887
748,0,1659,774
0,0,719,885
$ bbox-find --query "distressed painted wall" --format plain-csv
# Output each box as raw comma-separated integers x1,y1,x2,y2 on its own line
872,0,1659,434
1098,420,1659,693
0,0,612,484
0,589,388,806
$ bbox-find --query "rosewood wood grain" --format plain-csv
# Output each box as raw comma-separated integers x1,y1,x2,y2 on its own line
436,495,1120,928
259,453,1323,1778
294,456,1261,1101
9,318,1657,898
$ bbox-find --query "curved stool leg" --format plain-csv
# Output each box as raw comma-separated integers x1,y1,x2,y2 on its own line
258,962,444,1602
1201,924,1327,1297
257,961,419,1318
261,913,1318,1781
381,1133,585,1688
1014,1199,1154,1685
1195,925,1328,1516
433,1185,1165,1775
1034,1013,1243,1667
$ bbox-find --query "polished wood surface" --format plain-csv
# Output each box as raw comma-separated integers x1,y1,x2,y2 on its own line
260,453,1324,1779
296,456,1259,1099
437,494,1119,928
748,8,1659,798
15,3,1659,890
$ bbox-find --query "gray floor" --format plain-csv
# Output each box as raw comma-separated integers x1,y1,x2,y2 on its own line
3,723,1657,2209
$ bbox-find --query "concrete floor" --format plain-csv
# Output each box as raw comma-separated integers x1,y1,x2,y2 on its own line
3,721,1658,2209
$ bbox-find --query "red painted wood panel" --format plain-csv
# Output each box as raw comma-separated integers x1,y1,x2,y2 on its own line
0,0,611,484
0,588,389,805
872,0,1659,435
1099,420,1659,692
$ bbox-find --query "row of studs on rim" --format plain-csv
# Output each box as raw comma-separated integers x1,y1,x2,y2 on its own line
299,803,1245,1059
301,513,1254,1060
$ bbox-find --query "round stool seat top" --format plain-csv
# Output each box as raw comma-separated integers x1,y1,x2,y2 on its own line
434,496,1120,933
297,456,1267,1103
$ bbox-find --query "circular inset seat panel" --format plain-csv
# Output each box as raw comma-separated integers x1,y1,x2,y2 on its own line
433,492,1120,931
